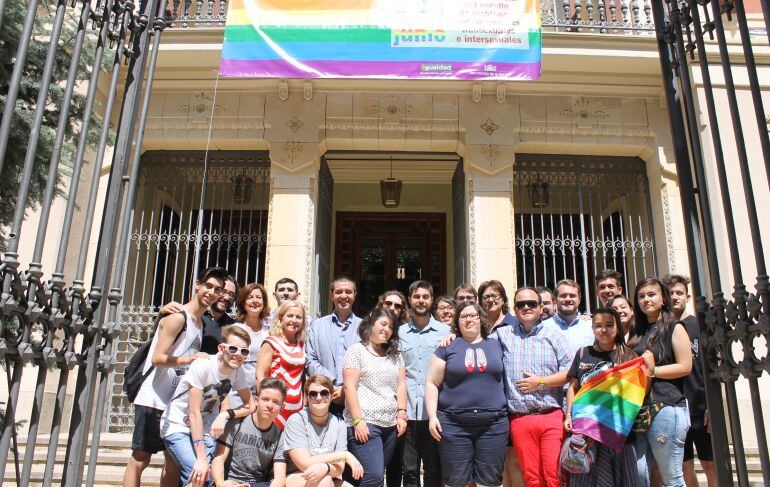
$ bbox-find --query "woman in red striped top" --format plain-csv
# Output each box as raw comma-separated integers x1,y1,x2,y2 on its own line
257,299,307,429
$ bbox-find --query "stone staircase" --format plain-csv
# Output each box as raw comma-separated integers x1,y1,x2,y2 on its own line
4,433,767,486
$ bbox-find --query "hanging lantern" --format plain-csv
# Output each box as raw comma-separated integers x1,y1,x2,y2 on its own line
232,175,256,204
529,180,550,208
380,158,402,208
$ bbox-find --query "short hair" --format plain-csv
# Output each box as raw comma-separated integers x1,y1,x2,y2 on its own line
329,275,357,293
357,308,400,357
221,324,251,346
452,301,490,339
198,266,229,286
513,286,542,304
274,277,299,292
478,280,509,313
304,374,334,395
271,300,307,340
535,286,553,298
660,274,691,293
226,275,239,290
235,283,270,322
555,279,582,297
408,280,434,298
258,377,287,399
453,283,478,300
595,269,623,287
434,296,456,313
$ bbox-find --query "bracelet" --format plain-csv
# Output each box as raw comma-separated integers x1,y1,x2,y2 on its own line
652,367,657,378
192,438,205,445
397,408,406,412
325,463,331,475
353,417,365,426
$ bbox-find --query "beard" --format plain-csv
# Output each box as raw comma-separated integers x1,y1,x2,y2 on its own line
211,300,229,313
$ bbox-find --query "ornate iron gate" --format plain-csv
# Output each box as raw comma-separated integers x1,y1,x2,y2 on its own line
653,1,770,486
106,150,270,431
513,155,656,311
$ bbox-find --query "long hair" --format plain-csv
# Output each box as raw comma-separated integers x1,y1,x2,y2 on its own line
271,300,307,341
592,307,636,363
630,277,676,353
375,289,409,324
452,301,491,339
235,283,270,322
357,307,400,357
609,294,635,337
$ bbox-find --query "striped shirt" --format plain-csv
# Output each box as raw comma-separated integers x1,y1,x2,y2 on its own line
495,320,572,414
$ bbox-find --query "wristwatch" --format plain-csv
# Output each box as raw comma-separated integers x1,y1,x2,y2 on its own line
537,377,546,391
226,408,236,420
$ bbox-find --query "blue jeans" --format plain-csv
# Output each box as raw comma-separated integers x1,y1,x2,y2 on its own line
634,405,690,487
163,432,217,486
436,410,508,487
346,424,399,487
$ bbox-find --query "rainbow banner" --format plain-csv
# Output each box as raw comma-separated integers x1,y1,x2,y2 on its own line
571,357,649,452
220,0,542,80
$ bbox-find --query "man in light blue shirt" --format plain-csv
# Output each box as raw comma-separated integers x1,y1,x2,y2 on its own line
541,279,594,360
399,280,449,487
305,276,361,414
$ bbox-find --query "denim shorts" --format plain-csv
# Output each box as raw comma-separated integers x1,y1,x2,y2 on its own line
163,432,216,486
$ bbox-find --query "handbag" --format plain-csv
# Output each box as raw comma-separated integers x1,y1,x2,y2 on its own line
559,433,596,474
632,400,663,433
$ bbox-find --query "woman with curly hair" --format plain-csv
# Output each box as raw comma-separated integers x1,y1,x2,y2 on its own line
342,308,407,487
375,289,409,324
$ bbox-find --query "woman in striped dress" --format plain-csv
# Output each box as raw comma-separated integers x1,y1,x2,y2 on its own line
257,299,307,428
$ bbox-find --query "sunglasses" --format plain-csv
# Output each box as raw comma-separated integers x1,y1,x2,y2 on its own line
384,300,404,310
515,300,539,310
224,345,249,358
308,389,331,400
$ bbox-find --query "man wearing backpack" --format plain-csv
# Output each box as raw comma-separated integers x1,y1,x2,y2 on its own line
123,267,230,487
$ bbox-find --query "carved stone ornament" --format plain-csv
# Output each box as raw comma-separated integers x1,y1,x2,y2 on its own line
472,84,482,103
480,118,500,136
496,84,506,104
177,92,222,115
557,97,610,121
278,79,289,101
303,81,313,101
287,116,304,134
481,143,501,167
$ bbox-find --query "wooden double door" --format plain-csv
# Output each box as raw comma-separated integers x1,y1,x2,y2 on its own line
334,212,446,314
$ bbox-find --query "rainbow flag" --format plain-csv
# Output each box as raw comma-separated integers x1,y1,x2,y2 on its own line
571,357,649,452
220,0,542,80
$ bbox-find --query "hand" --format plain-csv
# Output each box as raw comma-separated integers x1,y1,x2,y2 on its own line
269,479,286,487
396,417,407,437
438,333,456,348
428,416,442,441
345,452,364,480
516,372,541,393
354,420,370,443
564,415,573,432
190,352,210,364
160,301,184,315
331,386,345,405
191,457,210,487
210,412,228,438
704,409,711,434
222,481,249,487
301,463,329,486
642,350,656,376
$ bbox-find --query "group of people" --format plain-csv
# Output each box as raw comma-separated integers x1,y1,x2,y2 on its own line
122,266,715,487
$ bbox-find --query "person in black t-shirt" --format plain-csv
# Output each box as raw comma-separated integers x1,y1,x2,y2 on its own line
564,307,640,487
662,274,715,487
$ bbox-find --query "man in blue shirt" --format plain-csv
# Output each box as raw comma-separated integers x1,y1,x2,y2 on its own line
541,279,594,360
399,280,450,487
305,276,361,414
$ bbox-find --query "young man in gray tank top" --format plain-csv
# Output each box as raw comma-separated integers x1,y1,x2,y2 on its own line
123,266,230,487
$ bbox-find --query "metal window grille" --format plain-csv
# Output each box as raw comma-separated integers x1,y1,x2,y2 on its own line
513,155,656,311
106,150,270,431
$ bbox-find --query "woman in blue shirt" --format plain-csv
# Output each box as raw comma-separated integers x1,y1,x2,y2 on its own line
424,302,508,487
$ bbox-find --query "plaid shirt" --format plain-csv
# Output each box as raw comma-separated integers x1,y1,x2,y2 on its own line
494,320,572,414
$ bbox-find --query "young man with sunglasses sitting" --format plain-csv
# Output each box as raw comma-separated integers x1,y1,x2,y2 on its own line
211,378,288,487
283,375,363,487
161,325,256,487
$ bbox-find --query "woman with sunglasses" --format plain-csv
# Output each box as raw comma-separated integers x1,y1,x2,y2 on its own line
629,278,692,487
376,290,409,324
257,300,307,429
284,374,364,487
563,307,639,486
342,308,407,487
433,296,457,326
228,283,271,408
425,301,508,487
609,294,635,341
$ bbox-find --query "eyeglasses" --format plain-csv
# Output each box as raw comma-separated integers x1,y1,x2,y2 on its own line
514,300,539,310
437,305,454,312
384,300,404,310
308,389,331,400
223,292,237,300
456,295,475,302
224,345,249,358
459,313,480,322
481,294,501,302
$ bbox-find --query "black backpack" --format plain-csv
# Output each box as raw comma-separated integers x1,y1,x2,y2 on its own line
123,315,186,403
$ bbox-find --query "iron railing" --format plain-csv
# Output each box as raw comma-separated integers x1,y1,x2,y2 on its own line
653,1,770,486
164,0,655,32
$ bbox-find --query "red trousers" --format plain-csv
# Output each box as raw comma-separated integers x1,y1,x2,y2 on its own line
509,409,564,487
